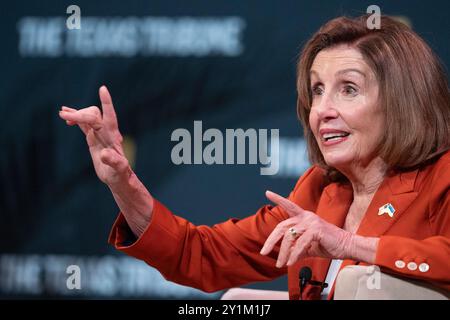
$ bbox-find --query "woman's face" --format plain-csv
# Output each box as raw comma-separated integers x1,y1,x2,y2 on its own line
309,45,383,171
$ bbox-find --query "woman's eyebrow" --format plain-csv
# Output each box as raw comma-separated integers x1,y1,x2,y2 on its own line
310,68,366,80
335,68,366,78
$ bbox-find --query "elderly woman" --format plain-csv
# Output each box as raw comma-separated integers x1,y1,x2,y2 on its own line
59,15,450,300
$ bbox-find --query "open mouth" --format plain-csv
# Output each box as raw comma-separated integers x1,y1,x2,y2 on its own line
322,132,350,142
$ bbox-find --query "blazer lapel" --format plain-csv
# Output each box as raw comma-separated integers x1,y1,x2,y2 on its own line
356,169,419,237
317,169,419,237
319,182,353,227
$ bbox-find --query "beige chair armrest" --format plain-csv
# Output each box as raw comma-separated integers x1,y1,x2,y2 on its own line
334,265,450,300
220,265,449,300
221,288,289,300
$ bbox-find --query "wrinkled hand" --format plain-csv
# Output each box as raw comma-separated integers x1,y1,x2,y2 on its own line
260,190,355,268
58,86,130,187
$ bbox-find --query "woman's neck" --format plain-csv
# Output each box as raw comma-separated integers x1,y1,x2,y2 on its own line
340,157,388,199
340,158,388,233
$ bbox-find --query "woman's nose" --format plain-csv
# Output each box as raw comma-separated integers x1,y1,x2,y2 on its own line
314,93,339,121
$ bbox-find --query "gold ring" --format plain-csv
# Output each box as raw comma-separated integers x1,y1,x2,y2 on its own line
288,227,299,238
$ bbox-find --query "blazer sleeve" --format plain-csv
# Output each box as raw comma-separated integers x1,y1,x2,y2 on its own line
108,166,324,292
374,162,450,290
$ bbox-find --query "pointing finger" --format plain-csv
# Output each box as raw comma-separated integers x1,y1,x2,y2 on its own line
266,190,306,218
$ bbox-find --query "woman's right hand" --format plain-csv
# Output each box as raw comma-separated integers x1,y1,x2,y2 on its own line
59,86,131,187
59,86,154,237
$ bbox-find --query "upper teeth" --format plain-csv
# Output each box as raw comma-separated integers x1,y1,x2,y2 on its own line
323,132,348,139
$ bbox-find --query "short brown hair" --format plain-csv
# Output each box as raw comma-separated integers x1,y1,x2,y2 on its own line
296,15,450,182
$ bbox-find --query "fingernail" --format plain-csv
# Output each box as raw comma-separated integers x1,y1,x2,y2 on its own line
276,261,282,268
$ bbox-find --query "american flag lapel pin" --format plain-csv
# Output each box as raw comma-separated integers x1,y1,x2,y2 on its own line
378,203,396,218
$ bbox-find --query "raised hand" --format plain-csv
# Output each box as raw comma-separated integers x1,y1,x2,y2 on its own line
59,86,131,187
59,86,154,237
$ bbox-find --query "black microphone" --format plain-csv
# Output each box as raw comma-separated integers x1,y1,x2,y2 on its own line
299,266,329,300
299,267,312,300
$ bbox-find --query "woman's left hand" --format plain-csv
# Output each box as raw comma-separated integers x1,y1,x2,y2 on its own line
260,190,356,268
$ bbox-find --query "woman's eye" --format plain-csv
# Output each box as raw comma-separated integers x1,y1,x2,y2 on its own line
343,85,358,96
312,86,324,96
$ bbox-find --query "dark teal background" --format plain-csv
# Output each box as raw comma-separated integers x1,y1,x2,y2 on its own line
0,0,449,298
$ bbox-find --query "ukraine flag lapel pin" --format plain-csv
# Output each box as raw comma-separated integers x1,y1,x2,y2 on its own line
378,203,396,218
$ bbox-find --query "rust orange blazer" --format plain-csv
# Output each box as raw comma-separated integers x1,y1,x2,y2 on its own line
109,150,450,300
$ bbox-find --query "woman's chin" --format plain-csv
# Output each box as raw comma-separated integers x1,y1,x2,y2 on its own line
323,153,353,169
